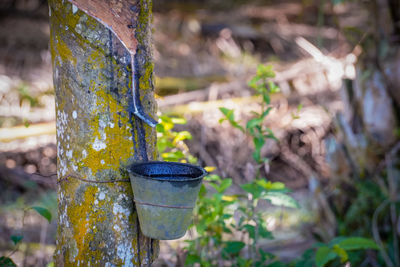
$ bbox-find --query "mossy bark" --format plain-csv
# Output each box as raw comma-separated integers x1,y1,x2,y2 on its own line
48,0,158,265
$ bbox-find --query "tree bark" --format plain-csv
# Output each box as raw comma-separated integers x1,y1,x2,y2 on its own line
336,0,400,173
48,0,158,265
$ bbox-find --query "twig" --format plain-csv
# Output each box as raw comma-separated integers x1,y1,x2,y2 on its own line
4,209,27,262
372,198,397,267
368,141,400,177
386,142,400,266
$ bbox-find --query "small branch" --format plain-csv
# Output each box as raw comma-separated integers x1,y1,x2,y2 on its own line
372,198,397,267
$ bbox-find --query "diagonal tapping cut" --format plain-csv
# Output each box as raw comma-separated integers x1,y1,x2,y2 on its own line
68,0,158,127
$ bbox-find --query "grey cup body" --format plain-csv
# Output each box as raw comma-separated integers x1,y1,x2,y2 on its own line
129,161,206,240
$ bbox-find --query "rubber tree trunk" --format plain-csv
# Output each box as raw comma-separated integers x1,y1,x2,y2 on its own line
48,0,158,265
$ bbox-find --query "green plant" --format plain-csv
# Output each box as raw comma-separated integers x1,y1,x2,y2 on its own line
313,237,378,267
220,64,279,164
0,206,52,266
184,64,299,266
333,170,400,267
17,83,39,108
157,64,378,266
156,114,197,163
185,174,298,267
292,237,378,267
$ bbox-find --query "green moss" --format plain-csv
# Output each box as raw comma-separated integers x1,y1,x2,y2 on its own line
136,0,152,43
139,62,154,98
88,49,106,69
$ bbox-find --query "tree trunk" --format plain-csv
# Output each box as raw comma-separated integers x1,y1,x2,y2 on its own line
326,1,400,265
333,0,400,176
48,0,158,265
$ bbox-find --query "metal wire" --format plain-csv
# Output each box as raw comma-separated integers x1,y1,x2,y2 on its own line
133,199,194,209
57,173,130,184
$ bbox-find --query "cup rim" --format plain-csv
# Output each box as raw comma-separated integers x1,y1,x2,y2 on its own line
128,161,208,182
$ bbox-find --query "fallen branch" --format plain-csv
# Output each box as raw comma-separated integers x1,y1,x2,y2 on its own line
0,122,55,142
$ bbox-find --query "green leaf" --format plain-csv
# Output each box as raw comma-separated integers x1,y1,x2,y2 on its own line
0,257,17,267
315,246,338,267
262,92,271,105
155,123,165,133
241,183,263,199
327,236,347,246
24,119,30,128
253,136,265,153
263,128,277,141
161,150,185,161
256,83,267,94
267,261,287,267
219,107,244,132
248,76,261,89
204,174,222,183
231,121,245,132
261,107,273,119
223,225,233,234
219,107,234,121
291,113,300,120
218,117,227,124
200,261,211,267
243,224,256,239
256,180,288,192
337,237,379,250
295,249,315,267
173,131,192,144
158,115,174,131
259,248,275,261
246,117,264,130
256,64,275,79
198,184,207,197
297,104,303,112
185,254,201,265
332,244,348,263
217,179,233,193
159,114,172,122
170,117,187,124
258,223,273,239
31,206,52,223
223,241,245,254
195,221,207,235
268,81,280,93
11,235,23,245
157,138,173,153
261,192,299,208
237,257,252,267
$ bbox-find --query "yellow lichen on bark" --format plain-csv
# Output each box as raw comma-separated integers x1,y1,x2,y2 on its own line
66,185,98,263
54,35,77,66
78,86,138,175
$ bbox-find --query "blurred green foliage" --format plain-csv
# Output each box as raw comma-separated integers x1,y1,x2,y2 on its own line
156,64,378,266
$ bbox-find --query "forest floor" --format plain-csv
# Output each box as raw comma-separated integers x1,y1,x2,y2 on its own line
0,0,365,266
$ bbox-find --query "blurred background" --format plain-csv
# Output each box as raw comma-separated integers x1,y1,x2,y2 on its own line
0,0,399,266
